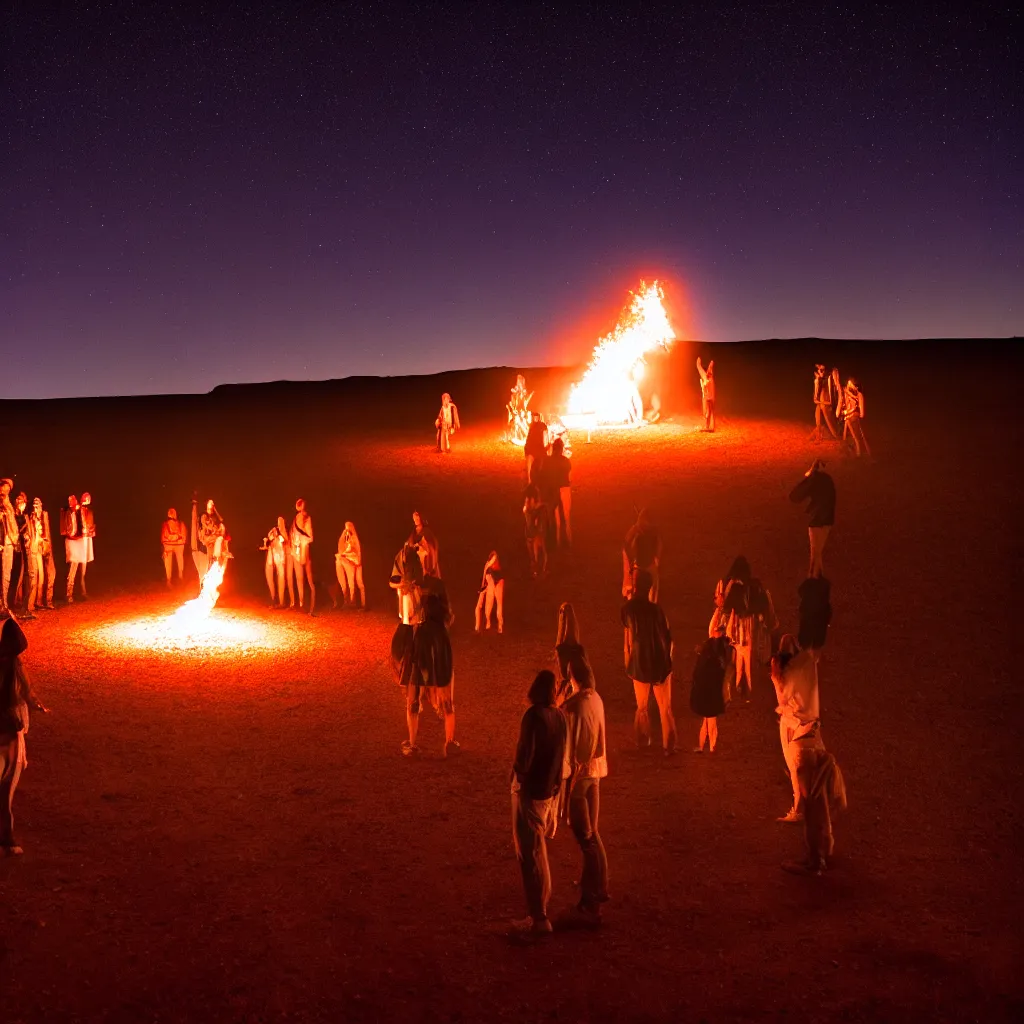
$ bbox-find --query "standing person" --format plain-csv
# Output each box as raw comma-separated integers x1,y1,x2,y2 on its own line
410,592,458,757
812,364,839,441
34,499,56,611
691,615,735,753
198,500,224,568
335,522,366,610
408,511,440,578
160,508,188,587
10,494,28,610
524,412,548,482
291,498,315,615
554,602,591,706
622,508,662,601
546,438,573,549
389,542,424,624
771,635,847,873
474,551,505,633
696,357,716,432
790,460,836,578
79,493,96,595
261,517,293,609
510,670,567,935
435,392,461,454
562,668,609,925
61,495,87,603
523,485,549,579
19,502,43,620
0,479,15,617
0,616,49,855
839,378,871,457
622,569,676,754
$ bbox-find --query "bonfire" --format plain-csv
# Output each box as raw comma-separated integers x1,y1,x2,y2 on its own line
565,281,675,427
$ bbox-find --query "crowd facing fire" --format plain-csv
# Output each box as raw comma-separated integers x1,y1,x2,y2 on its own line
1,356,866,939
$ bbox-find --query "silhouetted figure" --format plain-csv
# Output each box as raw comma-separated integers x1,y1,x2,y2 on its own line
160,508,188,587
622,508,662,601
622,568,676,754
546,438,572,548
435,392,460,453
523,485,549,579
839,378,870,456
335,522,365,610
812,364,840,441
691,615,735,753
697,356,716,431
510,670,567,935
524,412,548,481
474,551,504,633
554,601,592,706
790,460,836,578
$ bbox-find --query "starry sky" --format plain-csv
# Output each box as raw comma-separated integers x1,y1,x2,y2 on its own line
2,3,1020,398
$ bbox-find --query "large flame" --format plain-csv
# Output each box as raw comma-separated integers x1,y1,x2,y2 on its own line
567,281,674,425
171,561,225,626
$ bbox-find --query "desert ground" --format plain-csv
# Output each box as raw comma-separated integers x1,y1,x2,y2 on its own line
1,341,1021,1022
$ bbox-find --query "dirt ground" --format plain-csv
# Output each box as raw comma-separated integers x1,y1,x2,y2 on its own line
1,354,1022,1022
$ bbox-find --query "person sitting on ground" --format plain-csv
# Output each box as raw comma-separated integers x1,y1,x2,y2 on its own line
622,568,676,755
0,616,49,856
510,669,567,936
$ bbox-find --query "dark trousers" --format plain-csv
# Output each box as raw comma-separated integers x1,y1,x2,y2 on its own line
569,777,609,910
0,735,24,848
512,792,556,922
41,549,57,605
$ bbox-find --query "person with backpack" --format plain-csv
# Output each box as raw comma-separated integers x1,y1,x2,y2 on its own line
691,615,736,753
621,568,676,754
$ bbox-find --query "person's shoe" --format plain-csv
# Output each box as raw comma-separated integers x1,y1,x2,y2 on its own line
21,613,36,621
693,746,704,753
663,747,676,757
445,740,461,755
400,741,420,757
497,625,503,634
572,904,603,928
777,809,804,824
44,604,56,610
1,845,24,856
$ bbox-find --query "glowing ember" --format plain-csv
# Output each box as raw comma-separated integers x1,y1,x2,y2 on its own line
566,281,675,426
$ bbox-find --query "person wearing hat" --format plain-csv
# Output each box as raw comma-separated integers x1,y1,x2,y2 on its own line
0,615,49,855
0,478,17,617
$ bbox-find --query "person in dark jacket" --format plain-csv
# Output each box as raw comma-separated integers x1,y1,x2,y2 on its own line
789,461,836,578
403,593,457,757
524,412,548,482
691,616,735,753
510,670,567,935
621,569,676,754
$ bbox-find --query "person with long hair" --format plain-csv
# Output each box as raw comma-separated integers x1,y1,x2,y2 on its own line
0,616,49,855
408,593,458,758
622,568,676,754
691,615,735,753
839,378,870,457
554,602,591,705
510,669,567,935
199,499,224,567
290,498,315,615
523,485,549,579
19,498,44,619
408,511,440,578
474,551,504,633
811,364,840,441
261,516,294,609
335,521,366,610
713,556,755,699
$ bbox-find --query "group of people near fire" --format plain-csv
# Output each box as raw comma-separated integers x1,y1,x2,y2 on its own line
2,362,857,943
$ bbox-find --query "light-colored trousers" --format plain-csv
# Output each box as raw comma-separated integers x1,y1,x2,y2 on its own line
162,544,185,581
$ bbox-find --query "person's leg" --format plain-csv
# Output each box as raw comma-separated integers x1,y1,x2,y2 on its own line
495,579,504,632
163,547,174,585
854,419,870,457
474,589,486,632
0,545,12,613
570,778,607,913
737,646,752,696
632,680,652,746
293,559,305,608
707,717,718,752
304,563,316,615
823,405,839,439
813,404,823,442
652,677,677,753
354,565,365,608
274,565,285,606
648,564,660,603
66,560,78,603
0,738,24,850
174,546,184,580
538,538,548,576
441,677,456,754
404,684,421,751
284,556,295,607
708,400,715,432
43,551,56,606
513,796,550,925
698,718,709,751
79,559,87,597
560,487,572,546
335,556,348,604
25,555,40,613
484,577,496,628
265,558,276,603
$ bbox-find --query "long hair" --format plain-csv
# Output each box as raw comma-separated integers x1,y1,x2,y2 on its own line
556,602,579,646
725,555,750,585
527,670,557,706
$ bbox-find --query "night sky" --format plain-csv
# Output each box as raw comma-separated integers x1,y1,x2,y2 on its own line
3,3,1020,399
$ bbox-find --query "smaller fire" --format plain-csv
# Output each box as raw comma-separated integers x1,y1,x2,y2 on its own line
172,561,225,626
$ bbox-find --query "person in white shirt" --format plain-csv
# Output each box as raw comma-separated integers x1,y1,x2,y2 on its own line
335,521,365,610
561,664,609,924
435,393,460,454
770,634,847,875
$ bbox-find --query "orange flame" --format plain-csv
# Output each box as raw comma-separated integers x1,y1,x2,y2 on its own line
567,281,674,425
171,561,225,625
